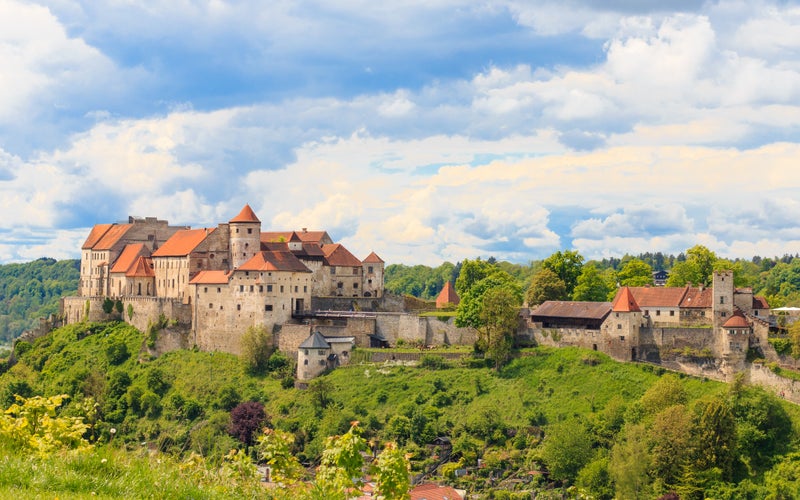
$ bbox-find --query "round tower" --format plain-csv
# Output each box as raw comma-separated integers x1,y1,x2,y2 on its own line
229,204,261,269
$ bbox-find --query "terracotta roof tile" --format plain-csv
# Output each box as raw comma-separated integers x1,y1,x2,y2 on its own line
229,204,260,223
126,256,155,278
152,228,214,257
82,224,114,249
628,286,688,308
288,231,302,242
189,270,232,284
679,287,712,308
322,244,362,267
530,301,612,320
612,287,642,312
753,296,770,309
363,251,384,263
723,311,750,328
238,251,311,273
110,243,148,273
94,224,133,250
410,483,463,500
436,282,459,308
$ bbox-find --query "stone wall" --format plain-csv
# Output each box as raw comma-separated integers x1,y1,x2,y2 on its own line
276,323,313,354
62,295,192,334
748,363,800,405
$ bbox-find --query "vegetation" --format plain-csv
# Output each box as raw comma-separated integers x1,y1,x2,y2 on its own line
0,258,79,342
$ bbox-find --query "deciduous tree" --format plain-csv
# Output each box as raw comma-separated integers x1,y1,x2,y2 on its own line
479,287,522,370
542,250,584,296
526,268,567,305
573,264,611,302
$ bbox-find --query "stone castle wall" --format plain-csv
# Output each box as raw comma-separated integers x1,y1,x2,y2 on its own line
62,296,192,333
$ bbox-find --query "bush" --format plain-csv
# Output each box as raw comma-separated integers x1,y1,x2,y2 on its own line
229,401,267,446
419,354,450,370
105,341,129,365
240,325,273,375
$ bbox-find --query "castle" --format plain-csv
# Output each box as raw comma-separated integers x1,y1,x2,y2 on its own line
525,271,772,380
63,205,386,365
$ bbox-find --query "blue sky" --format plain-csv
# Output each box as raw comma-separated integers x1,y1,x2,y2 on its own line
1,0,799,265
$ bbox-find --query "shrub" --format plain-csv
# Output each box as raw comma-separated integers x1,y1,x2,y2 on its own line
419,354,450,370
105,341,129,365
240,325,273,375
216,385,241,411
102,297,114,314
229,401,267,446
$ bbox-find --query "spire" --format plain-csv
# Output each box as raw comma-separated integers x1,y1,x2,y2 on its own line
229,204,260,223
612,287,641,312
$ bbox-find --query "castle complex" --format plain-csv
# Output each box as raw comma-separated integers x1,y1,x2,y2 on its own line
63,205,385,362
525,271,772,380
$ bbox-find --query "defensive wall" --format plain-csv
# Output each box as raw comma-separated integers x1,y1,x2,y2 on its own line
62,296,192,335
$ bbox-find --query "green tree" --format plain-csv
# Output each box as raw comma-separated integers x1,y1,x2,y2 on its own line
540,420,594,482
649,405,694,489
640,375,687,415
455,268,521,330
259,428,304,485
610,424,653,499
454,259,495,297
667,245,718,287
617,259,654,287
373,442,411,500
478,287,521,370
572,264,611,301
541,250,584,296
315,421,369,499
240,325,273,375
102,297,114,314
692,396,737,481
526,268,567,305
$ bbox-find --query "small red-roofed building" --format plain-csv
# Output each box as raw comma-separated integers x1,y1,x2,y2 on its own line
409,483,464,500
435,282,459,309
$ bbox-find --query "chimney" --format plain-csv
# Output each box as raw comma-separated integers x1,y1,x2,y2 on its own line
302,228,307,233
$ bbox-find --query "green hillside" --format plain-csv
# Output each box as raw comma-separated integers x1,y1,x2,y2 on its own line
3,321,800,498
0,258,79,344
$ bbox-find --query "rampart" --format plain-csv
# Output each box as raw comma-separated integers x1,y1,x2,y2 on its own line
62,296,192,335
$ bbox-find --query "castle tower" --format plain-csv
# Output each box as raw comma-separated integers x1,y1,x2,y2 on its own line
362,251,385,298
712,270,735,329
610,286,643,361
229,204,261,269
720,310,750,379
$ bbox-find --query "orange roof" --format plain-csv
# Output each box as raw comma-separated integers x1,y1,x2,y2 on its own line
410,483,463,500
288,231,302,242
189,270,232,284
238,251,311,273
93,224,132,250
723,311,750,329
322,244,362,267
628,286,688,308
680,287,712,308
82,224,113,249
753,296,770,309
612,287,642,312
363,251,384,264
126,256,155,278
230,204,260,223
152,228,214,257
436,282,459,308
110,243,148,273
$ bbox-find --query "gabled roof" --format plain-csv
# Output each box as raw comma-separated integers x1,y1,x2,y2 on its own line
363,251,384,264
152,228,215,257
530,301,612,320
299,331,330,349
322,244,362,267
436,282,460,308
628,286,688,308
261,230,332,245
94,224,133,251
126,256,155,278
612,287,641,312
288,231,302,242
229,204,260,223
410,483,463,500
753,296,770,309
110,243,148,274
723,311,750,329
679,287,712,308
238,251,311,273
82,224,114,249
189,270,232,284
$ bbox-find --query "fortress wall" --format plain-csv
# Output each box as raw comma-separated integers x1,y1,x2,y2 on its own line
62,296,192,333
276,323,312,354
651,327,716,353
424,317,478,346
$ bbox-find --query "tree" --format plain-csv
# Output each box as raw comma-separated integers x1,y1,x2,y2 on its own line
610,424,652,499
541,250,584,296
315,421,369,499
617,259,654,287
240,325,273,375
478,287,522,370
649,405,694,489
229,401,267,447
373,442,411,500
573,264,611,301
258,428,304,485
691,396,737,481
526,268,567,305
455,268,521,329
541,420,594,482
454,259,495,297
667,245,718,287
640,375,687,415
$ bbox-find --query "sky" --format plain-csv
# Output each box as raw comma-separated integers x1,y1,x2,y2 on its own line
1,0,799,266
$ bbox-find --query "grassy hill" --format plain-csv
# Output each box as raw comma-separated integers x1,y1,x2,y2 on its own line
3,321,800,498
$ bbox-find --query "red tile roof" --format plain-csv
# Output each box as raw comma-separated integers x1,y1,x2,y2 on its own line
679,287,712,308
410,483,463,500
94,224,133,250
189,270,232,284
288,231,302,242
127,256,155,278
612,287,642,312
152,228,215,257
322,244,362,267
238,251,311,273
723,311,750,329
229,204,260,223
753,296,770,309
110,243,148,273
82,224,113,249
530,301,612,320
436,282,459,308
628,286,688,308
363,251,384,264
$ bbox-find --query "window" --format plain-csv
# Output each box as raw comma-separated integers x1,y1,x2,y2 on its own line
368,266,373,273
265,305,273,311
353,267,359,274
304,359,308,365
280,285,284,293
331,267,336,275
720,296,725,304
245,271,249,277
204,287,208,293
239,285,244,292
304,349,309,355
318,350,325,355
217,287,221,293
259,285,263,292
247,228,253,234
267,285,273,292
656,310,660,316
617,324,622,329
620,336,625,341
721,311,727,317
250,285,254,292
295,286,298,292
220,305,224,310
237,304,241,311
353,283,359,289
670,311,675,316
304,285,307,292
209,303,213,309
337,282,343,289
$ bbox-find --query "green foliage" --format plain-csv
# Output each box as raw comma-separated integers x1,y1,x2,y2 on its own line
384,262,457,300
0,394,92,457
640,374,687,415
541,419,594,481
419,354,450,370
316,421,369,498
0,258,80,342
127,303,134,320
572,263,610,302
373,441,411,500
455,262,522,329
259,428,304,484
105,340,130,365
617,258,654,287
240,324,274,375
541,250,584,297
478,287,521,370
527,268,567,305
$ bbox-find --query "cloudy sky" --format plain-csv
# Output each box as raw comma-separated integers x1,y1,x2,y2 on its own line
1,0,799,266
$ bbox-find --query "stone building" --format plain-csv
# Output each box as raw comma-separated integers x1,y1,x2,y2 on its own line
64,204,385,356
296,331,354,381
